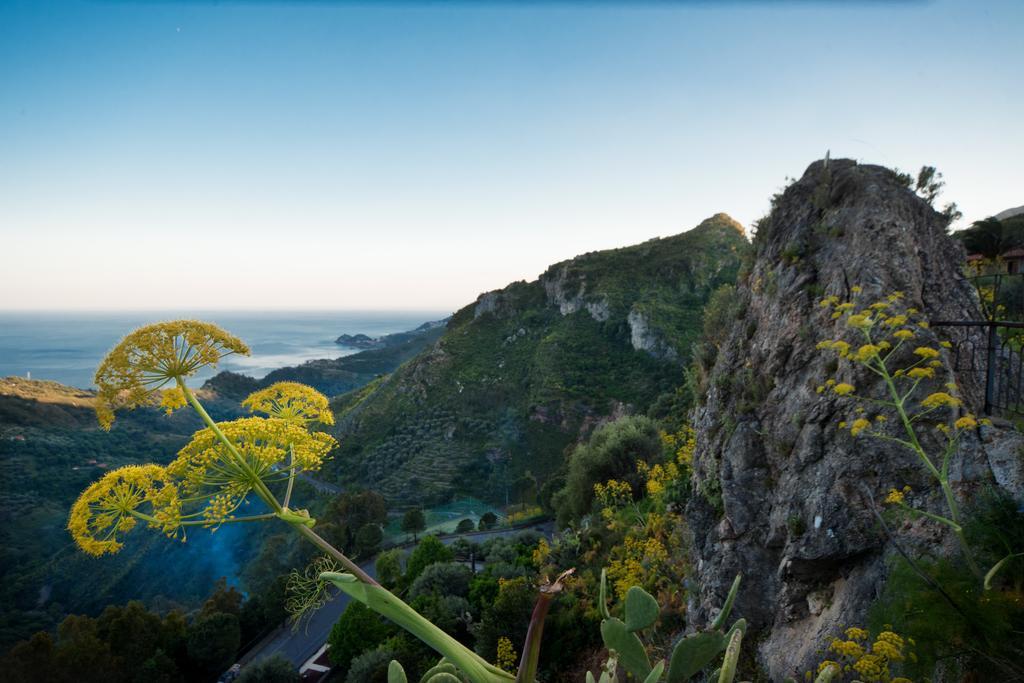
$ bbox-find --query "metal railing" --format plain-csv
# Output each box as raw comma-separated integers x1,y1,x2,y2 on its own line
932,273,1024,417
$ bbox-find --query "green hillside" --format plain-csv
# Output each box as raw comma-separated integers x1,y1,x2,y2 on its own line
325,214,749,503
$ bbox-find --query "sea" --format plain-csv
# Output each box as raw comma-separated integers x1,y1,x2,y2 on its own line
0,310,450,390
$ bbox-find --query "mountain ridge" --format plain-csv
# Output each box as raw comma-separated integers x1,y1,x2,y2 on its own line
323,213,750,504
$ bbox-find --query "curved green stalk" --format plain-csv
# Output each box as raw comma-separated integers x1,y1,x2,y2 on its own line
323,572,513,683
177,378,378,585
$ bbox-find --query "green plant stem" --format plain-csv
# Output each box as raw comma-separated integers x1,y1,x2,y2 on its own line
295,524,378,585
177,379,282,512
516,592,554,683
176,378,378,585
871,340,983,578
130,510,278,526
283,444,297,509
324,572,513,683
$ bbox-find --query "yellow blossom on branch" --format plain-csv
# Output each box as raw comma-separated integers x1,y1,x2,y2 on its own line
68,464,179,556
954,415,978,430
496,637,517,672
832,383,855,396
913,346,940,360
94,320,250,429
850,418,871,437
921,392,961,409
242,382,335,426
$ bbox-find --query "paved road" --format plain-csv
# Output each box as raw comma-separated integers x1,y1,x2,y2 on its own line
238,522,554,670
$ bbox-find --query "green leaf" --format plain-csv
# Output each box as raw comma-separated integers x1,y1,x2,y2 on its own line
984,552,1024,590
425,675,461,683
420,663,459,682
710,574,742,631
389,660,408,683
666,631,725,682
717,627,744,683
643,659,666,683
599,568,611,620
624,586,660,632
601,617,652,679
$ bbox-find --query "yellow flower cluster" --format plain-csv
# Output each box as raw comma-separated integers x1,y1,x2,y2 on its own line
661,425,696,467
593,478,633,513
811,626,912,683
160,387,188,415
849,418,872,437
920,392,960,409
606,534,669,600
532,538,550,568
67,464,179,556
94,320,249,429
167,417,336,525
242,382,335,426
833,382,855,396
495,636,518,672
884,486,911,505
638,460,679,500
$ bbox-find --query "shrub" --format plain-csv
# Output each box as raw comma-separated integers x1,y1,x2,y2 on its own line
478,512,498,530
409,562,473,600
354,523,383,558
344,645,395,683
456,518,476,533
551,415,662,525
186,612,240,680
404,536,454,584
238,655,300,683
375,549,404,590
327,601,393,673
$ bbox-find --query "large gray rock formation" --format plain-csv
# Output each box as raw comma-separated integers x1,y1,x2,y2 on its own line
685,159,1023,678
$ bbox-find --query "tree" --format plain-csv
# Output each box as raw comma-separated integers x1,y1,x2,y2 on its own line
957,217,1023,259
3,631,56,683
354,523,383,558
404,536,454,584
375,549,404,589
134,649,180,683
455,518,476,534
409,562,473,600
401,508,426,540
915,165,945,206
330,490,388,552
237,655,300,683
551,415,662,526
200,578,244,619
52,614,118,683
344,645,395,683
186,612,241,680
327,601,393,673
472,576,534,664
96,600,165,675
478,512,498,531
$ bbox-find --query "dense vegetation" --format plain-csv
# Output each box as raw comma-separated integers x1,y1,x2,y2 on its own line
324,215,749,504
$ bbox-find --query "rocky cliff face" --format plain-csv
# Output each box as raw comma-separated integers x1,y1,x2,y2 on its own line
685,159,1024,678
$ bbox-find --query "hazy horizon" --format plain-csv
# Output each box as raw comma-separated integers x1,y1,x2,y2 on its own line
3,0,1022,311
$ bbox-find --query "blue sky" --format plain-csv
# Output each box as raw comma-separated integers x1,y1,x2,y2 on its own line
1,0,1021,310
